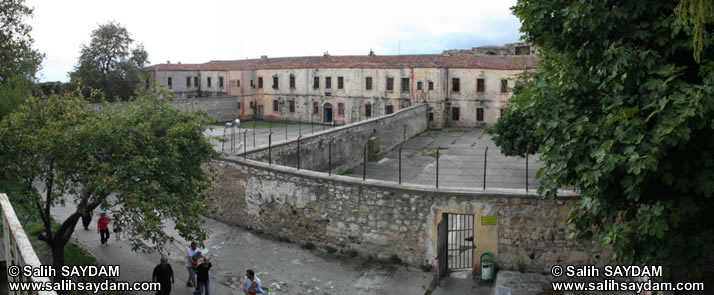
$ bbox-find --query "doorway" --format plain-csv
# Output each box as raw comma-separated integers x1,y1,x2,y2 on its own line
257,105,264,118
437,213,475,285
323,103,333,123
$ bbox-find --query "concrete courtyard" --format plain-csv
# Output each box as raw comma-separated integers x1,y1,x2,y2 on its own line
204,120,338,154
351,128,543,189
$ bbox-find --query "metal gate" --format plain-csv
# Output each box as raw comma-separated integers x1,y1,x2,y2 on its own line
447,213,475,270
437,215,448,286
437,213,475,286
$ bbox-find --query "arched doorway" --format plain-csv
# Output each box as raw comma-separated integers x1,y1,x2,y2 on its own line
323,103,333,123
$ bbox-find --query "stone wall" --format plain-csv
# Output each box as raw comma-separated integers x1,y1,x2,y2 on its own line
242,103,428,173
89,96,238,122
207,157,603,272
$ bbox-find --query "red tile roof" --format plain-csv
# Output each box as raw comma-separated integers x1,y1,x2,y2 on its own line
146,54,537,72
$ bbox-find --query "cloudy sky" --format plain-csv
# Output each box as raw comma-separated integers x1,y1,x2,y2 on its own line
26,0,523,82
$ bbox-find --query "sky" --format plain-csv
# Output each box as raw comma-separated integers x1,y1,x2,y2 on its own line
26,0,523,82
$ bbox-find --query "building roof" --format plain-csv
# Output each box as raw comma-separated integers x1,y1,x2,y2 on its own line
146,54,537,72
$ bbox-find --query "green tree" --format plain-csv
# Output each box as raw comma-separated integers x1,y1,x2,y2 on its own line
69,22,149,102
0,0,44,119
486,72,541,157
494,0,714,278
0,90,217,285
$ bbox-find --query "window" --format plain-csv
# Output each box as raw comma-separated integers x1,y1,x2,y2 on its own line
272,76,279,89
290,75,295,89
207,77,212,88
428,112,434,121
428,81,434,90
186,77,191,88
338,76,344,89
250,80,254,88
501,79,508,93
250,101,254,108
366,77,372,90
313,77,320,89
326,77,332,89
194,77,199,88
219,77,224,88
401,78,409,92
452,107,460,121
167,77,172,89
452,78,460,92
273,100,279,112
386,78,394,91
386,105,394,114
313,102,318,114
417,81,423,90
258,77,263,88
237,80,241,87
477,78,485,92
500,109,504,116
477,108,484,121
338,103,344,115
365,104,372,118
289,101,295,112
237,102,241,109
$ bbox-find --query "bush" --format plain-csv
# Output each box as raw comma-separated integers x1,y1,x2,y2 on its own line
420,264,432,272
277,236,291,243
326,247,337,254
302,243,316,250
348,250,359,258
390,254,402,265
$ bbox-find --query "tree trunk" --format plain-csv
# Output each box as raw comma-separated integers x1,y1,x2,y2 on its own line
51,243,67,295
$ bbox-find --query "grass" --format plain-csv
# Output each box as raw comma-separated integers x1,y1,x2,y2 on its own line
340,168,355,175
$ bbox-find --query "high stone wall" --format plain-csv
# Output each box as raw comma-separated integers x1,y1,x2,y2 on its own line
207,157,604,272
89,95,238,122
241,103,428,173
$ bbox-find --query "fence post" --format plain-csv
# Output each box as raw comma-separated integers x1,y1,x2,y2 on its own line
285,119,288,140
243,130,248,160
296,136,301,170
363,142,367,181
252,120,256,148
436,146,440,188
483,146,488,190
398,143,402,185
221,127,227,154
299,115,302,136
329,138,334,176
268,132,273,165
526,146,529,193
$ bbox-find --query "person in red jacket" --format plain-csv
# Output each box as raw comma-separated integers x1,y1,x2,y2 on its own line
97,212,110,247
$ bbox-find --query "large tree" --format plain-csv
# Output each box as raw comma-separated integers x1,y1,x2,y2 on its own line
0,90,217,285
0,0,44,119
493,0,714,278
69,22,148,102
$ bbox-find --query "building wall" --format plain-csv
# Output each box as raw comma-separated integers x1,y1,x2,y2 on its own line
207,157,603,272
152,66,523,127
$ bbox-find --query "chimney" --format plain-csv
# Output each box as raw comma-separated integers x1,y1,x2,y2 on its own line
167,60,171,64
178,61,181,64
260,55,268,61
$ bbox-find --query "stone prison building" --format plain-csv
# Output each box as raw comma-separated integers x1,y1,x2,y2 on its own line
146,43,604,278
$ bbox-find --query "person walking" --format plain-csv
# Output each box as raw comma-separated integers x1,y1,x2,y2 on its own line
152,257,174,295
97,212,110,247
113,218,123,241
81,208,93,230
194,257,211,295
186,242,203,288
243,269,266,295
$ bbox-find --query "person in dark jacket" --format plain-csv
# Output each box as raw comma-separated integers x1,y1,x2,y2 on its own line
194,256,211,295
152,257,174,295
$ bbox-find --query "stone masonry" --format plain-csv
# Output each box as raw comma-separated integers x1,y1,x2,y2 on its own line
207,157,603,272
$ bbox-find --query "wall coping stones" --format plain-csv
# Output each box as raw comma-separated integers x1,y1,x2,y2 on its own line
217,156,580,200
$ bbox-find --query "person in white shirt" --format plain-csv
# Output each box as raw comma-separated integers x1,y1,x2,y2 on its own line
243,269,265,294
186,242,203,288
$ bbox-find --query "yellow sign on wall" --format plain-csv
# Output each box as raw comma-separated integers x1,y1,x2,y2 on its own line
481,216,497,225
